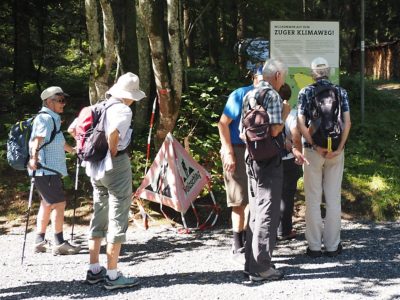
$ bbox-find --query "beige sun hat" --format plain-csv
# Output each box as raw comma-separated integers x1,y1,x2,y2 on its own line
40,86,69,100
107,72,146,101
311,57,330,70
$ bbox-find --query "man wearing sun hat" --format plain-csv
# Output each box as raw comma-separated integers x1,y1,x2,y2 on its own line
85,72,146,290
29,86,81,256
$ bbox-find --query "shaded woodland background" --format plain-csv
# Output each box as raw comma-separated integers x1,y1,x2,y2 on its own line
0,0,399,221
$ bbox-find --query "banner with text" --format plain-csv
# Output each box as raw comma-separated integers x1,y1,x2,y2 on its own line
270,21,340,106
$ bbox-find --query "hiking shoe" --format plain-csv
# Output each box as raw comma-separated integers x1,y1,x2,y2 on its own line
104,273,140,290
86,267,107,284
306,247,322,258
34,240,49,253
277,230,297,241
325,243,343,257
52,241,81,255
249,268,284,282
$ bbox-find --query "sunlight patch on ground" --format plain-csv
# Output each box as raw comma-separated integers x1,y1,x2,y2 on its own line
368,175,389,192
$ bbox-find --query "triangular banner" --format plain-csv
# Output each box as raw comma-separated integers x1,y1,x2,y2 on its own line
135,133,210,213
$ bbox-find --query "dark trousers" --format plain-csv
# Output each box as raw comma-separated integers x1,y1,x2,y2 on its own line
278,158,302,236
245,156,283,273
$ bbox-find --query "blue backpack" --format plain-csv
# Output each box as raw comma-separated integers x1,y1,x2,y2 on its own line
7,112,59,170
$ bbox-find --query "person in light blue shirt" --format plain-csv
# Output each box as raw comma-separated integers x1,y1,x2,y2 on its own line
218,66,262,262
28,86,80,256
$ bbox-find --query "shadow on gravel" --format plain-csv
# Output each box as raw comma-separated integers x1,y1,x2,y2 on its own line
275,221,400,298
0,271,250,299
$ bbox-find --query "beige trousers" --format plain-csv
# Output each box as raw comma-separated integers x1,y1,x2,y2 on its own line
303,148,344,251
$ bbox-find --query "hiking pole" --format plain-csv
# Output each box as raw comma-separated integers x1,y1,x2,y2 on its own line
70,158,79,241
145,96,157,175
134,96,158,229
21,170,36,265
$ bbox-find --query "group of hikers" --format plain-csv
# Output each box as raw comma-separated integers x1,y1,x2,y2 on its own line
25,55,350,290
218,57,351,282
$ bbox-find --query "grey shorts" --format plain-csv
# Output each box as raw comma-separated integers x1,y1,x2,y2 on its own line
222,145,249,207
34,175,66,204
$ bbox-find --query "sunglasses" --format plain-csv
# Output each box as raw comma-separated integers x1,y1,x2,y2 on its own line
52,97,66,104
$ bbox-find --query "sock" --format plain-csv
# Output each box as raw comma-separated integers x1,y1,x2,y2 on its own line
233,231,242,252
106,269,119,280
89,263,102,274
54,232,65,245
36,233,45,244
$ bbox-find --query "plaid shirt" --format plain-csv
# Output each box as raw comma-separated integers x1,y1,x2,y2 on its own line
297,78,350,123
29,107,67,176
242,81,283,125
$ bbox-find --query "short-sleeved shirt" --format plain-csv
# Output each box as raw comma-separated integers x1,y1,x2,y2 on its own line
222,85,253,145
282,108,298,160
105,98,133,151
297,78,350,120
29,107,67,176
242,80,283,125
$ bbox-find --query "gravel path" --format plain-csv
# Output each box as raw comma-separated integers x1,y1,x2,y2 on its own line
0,219,399,300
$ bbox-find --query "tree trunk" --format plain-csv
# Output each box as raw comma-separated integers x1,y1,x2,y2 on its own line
111,0,138,74
12,0,36,90
85,0,116,104
135,0,152,134
206,0,219,68
183,0,194,67
140,0,183,147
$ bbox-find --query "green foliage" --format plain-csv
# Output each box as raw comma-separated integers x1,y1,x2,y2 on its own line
340,74,400,220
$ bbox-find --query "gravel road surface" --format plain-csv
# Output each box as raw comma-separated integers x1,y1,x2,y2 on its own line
0,219,399,300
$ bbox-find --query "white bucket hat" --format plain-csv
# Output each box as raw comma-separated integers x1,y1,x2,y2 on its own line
311,57,330,70
107,72,146,101
40,86,69,100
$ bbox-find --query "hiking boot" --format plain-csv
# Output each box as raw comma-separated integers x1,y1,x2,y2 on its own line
104,273,140,290
277,230,297,241
86,267,107,284
249,268,284,282
306,247,322,258
34,240,49,253
52,241,81,255
325,243,343,257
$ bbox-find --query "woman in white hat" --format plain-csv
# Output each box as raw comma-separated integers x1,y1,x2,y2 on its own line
85,72,146,290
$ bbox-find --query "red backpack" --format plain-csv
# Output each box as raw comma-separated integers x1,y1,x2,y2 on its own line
75,100,118,162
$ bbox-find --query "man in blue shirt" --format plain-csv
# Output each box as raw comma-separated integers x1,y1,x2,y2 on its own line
218,66,262,262
29,86,80,255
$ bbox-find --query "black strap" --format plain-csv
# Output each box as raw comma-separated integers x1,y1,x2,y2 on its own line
37,112,60,151
255,87,270,107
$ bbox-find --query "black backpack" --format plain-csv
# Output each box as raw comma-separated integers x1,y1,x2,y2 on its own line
7,112,59,170
309,83,343,151
242,87,282,161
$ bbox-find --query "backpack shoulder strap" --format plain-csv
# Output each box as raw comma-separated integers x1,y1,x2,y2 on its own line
255,87,270,106
37,111,59,150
